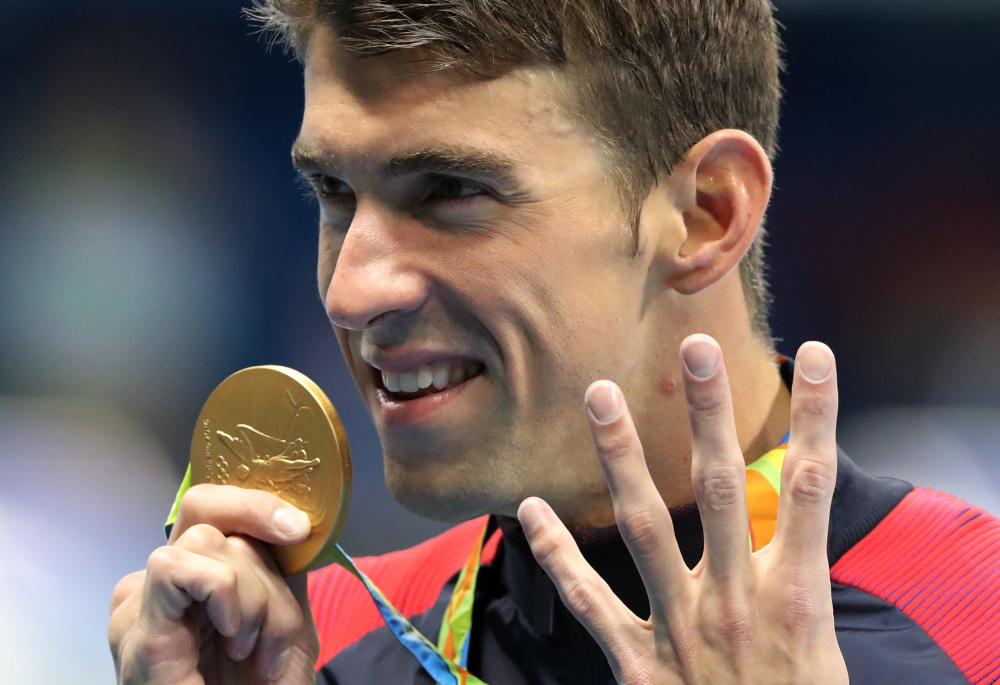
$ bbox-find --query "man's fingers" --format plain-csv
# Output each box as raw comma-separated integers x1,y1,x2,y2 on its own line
226,535,308,681
680,334,751,583
142,543,250,639
142,524,305,672
518,496,642,671
585,380,687,620
774,342,839,565
169,484,311,546
111,570,145,615
125,525,310,684
109,571,146,658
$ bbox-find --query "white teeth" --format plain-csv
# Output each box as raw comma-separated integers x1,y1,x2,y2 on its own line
416,366,433,390
383,372,400,392
380,361,483,395
399,372,419,393
432,364,450,390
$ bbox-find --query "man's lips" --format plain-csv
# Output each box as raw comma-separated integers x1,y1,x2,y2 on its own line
370,361,486,427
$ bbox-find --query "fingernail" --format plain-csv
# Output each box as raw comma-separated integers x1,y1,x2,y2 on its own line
682,338,719,379
268,647,293,681
273,507,310,537
233,626,259,661
586,381,621,424
517,497,546,534
226,603,241,638
798,342,833,382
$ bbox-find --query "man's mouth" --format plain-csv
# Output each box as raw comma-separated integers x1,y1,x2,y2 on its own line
377,360,486,401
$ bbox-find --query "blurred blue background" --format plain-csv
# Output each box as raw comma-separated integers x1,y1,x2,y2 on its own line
1,1,998,682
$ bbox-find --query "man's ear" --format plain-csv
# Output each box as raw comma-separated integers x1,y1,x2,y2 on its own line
645,129,773,295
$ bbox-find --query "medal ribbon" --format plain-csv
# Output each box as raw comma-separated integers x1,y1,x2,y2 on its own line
326,541,489,685
745,431,788,552
165,433,788,685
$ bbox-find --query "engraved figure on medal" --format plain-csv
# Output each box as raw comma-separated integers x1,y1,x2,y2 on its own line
210,406,321,498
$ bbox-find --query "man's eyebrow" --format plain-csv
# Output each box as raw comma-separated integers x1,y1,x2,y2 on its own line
290,142,521,184
384,147,520,182
291,142,338,176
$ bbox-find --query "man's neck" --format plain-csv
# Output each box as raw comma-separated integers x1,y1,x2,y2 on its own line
643,328,791,512
737,346,792,469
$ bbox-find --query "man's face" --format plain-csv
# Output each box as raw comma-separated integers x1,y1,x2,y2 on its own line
297,29,679,524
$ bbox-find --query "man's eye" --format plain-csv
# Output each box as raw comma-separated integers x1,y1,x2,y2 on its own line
311,174,353,200
426,176,487,202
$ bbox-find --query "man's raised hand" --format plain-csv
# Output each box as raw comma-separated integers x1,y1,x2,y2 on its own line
518,334,849,685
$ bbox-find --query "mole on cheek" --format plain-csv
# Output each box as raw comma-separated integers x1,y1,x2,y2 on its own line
659,377,678,395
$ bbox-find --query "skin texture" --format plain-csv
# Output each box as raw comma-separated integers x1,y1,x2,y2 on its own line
108,25,846,685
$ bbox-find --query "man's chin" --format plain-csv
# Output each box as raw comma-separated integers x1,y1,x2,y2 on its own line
385,468,517,524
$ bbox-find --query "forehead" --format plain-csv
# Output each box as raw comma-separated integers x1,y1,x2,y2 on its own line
298,26,584,169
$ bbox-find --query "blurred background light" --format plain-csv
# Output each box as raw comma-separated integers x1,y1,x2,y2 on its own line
0,169,249,415
0,399,178,685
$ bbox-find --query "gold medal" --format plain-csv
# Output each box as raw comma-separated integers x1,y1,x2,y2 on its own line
189,366,352,575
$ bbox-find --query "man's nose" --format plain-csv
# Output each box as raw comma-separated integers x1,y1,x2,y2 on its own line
324,209,429,331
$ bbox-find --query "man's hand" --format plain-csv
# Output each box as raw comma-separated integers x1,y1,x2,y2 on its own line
517,334,849,685
109,485,320,685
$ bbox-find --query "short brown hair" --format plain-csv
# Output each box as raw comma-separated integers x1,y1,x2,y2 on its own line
248,0,783,342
